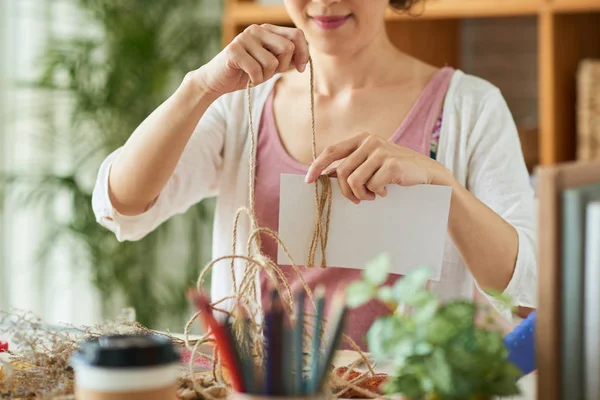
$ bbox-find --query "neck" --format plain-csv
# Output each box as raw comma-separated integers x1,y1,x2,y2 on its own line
308,29,403,95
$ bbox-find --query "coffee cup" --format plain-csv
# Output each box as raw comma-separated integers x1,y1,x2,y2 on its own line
71,334,180,400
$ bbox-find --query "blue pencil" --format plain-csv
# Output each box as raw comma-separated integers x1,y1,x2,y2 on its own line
265,290,283,395
294,289,306,395
237,312,257,394
309,285,326,394
314,290,347,393
282,318,294,395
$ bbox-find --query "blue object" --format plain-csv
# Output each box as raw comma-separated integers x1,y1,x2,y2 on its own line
504,311,537,376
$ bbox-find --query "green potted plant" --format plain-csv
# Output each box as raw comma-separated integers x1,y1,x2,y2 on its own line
345,254,522,400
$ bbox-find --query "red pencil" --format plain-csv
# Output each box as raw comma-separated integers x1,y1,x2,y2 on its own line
188,290,246,392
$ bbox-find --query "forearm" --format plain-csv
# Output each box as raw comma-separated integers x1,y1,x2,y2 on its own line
440,174,518,293
108,70,218,215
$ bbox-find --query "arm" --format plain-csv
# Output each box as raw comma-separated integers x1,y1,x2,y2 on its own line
92,24,310,241
439,170,520,294
305,90,537,309
106,23,310,216
451,89,537,306
91,79,227,242
107,73,219,216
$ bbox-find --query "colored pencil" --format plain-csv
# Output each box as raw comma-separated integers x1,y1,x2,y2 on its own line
293,289,306,395
309,285,326,394
232,304,257,394
282,317,294,395
188,291,246,392
265,290,284,395
188,286,350,397
314,290,347,393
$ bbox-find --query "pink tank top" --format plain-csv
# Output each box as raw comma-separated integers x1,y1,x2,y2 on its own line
254,67,455,350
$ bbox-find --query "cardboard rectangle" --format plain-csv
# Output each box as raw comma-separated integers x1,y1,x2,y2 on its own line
277,174,452,281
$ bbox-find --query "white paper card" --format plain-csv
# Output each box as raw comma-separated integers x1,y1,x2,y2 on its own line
277,174,452,281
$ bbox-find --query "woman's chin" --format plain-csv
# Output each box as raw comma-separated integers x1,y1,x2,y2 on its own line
306,39,356,58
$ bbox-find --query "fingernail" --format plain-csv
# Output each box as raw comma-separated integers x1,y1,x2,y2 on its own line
304,173,312,183
299,63,307,72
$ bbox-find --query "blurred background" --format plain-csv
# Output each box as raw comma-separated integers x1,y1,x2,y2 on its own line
1,0,599,333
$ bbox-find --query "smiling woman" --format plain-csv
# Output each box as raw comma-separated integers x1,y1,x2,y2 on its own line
92,0,537,350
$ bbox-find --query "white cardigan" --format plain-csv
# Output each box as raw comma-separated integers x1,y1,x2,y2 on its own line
92,70,538,318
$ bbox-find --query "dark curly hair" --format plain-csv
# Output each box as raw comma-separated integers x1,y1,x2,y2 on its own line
389,0,423,11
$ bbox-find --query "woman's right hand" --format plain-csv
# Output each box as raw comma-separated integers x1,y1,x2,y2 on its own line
196,24,310,98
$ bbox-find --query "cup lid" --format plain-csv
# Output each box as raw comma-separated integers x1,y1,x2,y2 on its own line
71,334,180,368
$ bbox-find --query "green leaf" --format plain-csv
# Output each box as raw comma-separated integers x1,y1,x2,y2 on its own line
425,314,459,345
377,286,395,303
391,266,431,304
405,291,436,309
489,364,522,396
413,297,439,324
366,316,404,361
413,342,433,356
425,350,453,395
440,301,477,331
383,374,425,399
362,253,391,286
345,281,376,308
484,288,515,311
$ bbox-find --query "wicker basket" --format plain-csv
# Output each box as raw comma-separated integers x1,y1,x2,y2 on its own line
577,59,600,161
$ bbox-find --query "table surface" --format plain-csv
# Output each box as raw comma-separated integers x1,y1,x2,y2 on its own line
1,329,538,400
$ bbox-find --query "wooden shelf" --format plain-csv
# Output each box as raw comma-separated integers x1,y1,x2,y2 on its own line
386,0,543,19
227,3,290,26
552,0,600,13
228,0,544,26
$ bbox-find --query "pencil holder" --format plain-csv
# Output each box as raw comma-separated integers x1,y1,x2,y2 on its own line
228,392,330,400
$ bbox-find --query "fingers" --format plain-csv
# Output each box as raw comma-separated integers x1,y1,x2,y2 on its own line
305,133,367,183
251,27,295,73
365,161,394,197
230,24,308,86
245,39,280,80
347,154,389,201
306,133,391,203
334,149,369,204
229,45,264,85
260,24,310,71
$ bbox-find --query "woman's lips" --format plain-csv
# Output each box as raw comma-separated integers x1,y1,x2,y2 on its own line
310,15,350,30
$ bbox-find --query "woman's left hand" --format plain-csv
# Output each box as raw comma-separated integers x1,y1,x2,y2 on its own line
304,132,452,204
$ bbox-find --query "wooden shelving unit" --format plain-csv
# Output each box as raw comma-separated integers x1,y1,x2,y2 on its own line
552,0,600,12
222,0,600,168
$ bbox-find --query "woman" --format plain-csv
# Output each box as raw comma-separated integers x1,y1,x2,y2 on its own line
92,0,537,349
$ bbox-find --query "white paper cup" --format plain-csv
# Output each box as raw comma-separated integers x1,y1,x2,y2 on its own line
71,334,180,400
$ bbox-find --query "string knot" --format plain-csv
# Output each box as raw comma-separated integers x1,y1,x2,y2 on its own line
307,173,332,268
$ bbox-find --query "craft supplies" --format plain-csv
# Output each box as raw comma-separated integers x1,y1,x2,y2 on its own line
181,56,383,399
70,333,180,400
189,286,347,398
